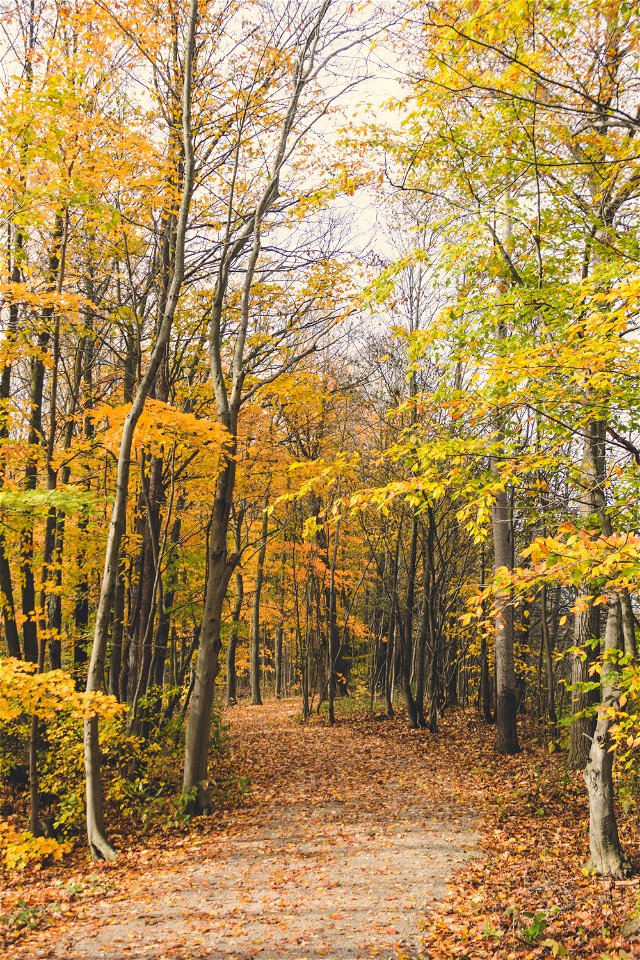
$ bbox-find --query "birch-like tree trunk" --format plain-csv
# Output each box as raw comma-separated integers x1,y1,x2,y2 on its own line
83,0,198,858
578,423,630,873
584,598,629,877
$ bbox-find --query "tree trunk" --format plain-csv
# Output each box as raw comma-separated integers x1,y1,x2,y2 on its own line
22,267,58,663
226,565,243,705
73,510,91,681
274,548,286,699
584,597,629,877
415,553,429,728
619,589,637,658
83,0,198,857
384,525,402,718
540,584,559,745
384,597,396,718
0,222,23,659
226,511,245,705
479,630,493,723
183,461,236,812
275,627,284,699
492,483,519,754
250,503,269,706
326,518,341,725
0,547,20,658
402,516,419,727
46,513,64,671
569,425,604,767
152,506,184,691
109,561,126,700
478,545,493,722
427,635,439,734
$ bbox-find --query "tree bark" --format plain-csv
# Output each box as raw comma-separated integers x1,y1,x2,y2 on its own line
226,517,244,706
274,626,283,699
540,584,559,744
326,518,341,725
250,503,269,706
415,547,429,728
0,222,23,658
492,482,519,754
584,598,630,877
569,424,603,767
385,548,400,719
402,516,419,727
183,461,236,811
109,560,126,700
83,0,198,858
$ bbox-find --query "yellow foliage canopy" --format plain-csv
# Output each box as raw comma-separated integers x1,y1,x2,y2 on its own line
0,658,125,723
91,399,231,462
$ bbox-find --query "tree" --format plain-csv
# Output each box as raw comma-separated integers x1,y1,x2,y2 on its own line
84,0,199,859
183,0,360,811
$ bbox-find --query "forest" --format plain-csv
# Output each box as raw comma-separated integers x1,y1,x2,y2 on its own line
1,0,640,958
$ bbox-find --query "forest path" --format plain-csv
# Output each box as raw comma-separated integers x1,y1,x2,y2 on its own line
19,700,477,960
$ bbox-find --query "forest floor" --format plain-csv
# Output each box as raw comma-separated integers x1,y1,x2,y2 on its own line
2,700,640,960
3,699,476,960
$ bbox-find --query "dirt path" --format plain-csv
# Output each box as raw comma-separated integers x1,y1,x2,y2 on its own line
14,701,477,960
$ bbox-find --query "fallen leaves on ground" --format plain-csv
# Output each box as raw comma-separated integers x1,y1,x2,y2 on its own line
418,712,640,960
1,700,639,960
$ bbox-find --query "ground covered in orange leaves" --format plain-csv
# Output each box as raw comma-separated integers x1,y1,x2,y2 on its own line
2,700,640,960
